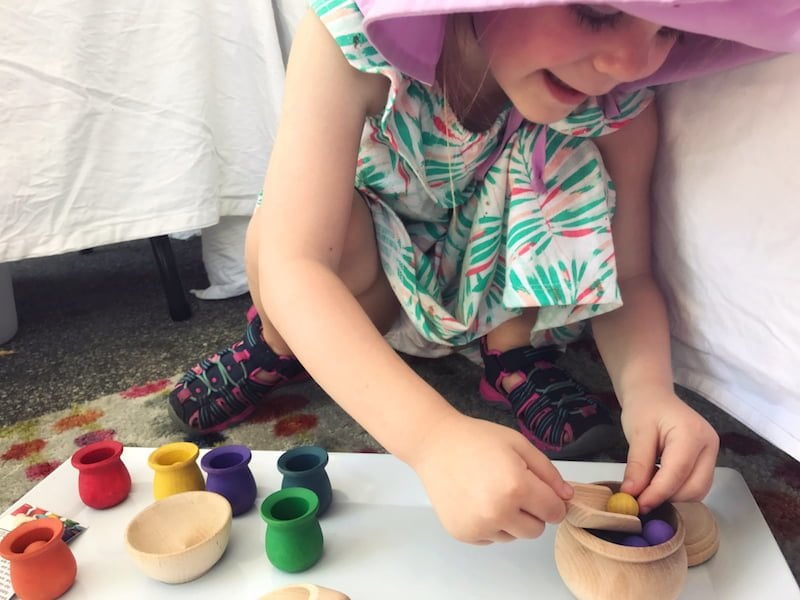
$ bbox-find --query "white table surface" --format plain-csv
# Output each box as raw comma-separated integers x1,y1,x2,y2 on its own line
2,448,797,599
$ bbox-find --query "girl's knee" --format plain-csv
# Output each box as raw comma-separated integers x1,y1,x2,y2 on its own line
243,215,263,306
339,191,384,295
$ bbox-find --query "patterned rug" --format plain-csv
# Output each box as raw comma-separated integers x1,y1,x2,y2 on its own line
0,342,798,579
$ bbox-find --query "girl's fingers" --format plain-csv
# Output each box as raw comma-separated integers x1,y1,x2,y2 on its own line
518,474,569,526
488,446,569,541
489,519,545,543
621,425,658,499
668,442,717,502
503,514,547,541
478,505,549,543
515,437,574,504
637,437,702,512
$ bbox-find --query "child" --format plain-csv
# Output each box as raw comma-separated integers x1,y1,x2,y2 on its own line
169,1,798,543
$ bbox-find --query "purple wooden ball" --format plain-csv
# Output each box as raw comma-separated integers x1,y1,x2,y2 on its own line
621,535,650,547
642,519,675,545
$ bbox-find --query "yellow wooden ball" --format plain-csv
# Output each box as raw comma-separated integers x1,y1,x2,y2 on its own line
606,492,640,516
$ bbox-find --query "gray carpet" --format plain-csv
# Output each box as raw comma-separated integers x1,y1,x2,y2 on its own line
1,236,798,583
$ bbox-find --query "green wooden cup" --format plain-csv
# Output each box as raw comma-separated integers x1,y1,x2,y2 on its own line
260,487,323,573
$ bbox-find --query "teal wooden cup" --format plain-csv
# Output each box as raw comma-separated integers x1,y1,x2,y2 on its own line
277,445,332,516
260,487,323,573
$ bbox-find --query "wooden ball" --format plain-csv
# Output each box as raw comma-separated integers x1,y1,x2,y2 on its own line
606,492,640,517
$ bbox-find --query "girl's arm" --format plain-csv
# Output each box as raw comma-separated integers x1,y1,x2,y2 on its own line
593,101,719,513
254,10,454,463
251,11,571,542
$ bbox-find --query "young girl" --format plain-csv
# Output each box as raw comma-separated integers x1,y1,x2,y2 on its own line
169,1,798,543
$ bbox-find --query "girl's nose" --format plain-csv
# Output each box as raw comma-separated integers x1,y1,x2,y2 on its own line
592,27,671,83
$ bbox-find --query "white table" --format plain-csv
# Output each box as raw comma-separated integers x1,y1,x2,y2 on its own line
2,448,797,599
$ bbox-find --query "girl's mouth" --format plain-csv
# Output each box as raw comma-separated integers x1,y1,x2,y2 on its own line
543,70,588,104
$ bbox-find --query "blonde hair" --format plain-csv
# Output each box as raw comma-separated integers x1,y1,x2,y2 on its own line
438,13,501,134
437,13,503,217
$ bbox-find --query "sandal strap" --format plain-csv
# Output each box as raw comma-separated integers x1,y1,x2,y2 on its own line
480,338,562,390
181,315,304,388
508,366,609,443
240,315,305,380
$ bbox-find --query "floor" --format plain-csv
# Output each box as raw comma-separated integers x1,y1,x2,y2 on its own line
0,238,252,425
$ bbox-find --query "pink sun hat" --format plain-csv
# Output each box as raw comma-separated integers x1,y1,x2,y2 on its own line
355,0,800,90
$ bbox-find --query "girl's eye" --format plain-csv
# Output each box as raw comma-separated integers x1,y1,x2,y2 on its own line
570,4,624,31
570,4,685,42
658,27,685,42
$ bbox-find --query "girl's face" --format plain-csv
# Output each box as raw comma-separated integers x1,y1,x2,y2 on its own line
475,5,683,123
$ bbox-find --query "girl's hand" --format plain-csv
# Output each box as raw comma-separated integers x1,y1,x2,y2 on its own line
619,388,719,513
408,414,574,544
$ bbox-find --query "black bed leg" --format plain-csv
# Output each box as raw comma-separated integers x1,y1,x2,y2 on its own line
149,235,192,321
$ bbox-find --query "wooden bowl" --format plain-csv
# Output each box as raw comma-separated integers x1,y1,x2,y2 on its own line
555,482,688,600
259,583,351,600
125,490,232,584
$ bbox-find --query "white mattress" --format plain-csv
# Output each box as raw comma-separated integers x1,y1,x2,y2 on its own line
653,53,800,460
0,0,306,262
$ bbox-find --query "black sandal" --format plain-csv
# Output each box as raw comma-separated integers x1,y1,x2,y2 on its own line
479,338,617,459
168,309,307,434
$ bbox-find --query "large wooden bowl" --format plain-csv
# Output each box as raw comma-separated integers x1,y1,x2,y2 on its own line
555,482,688,600
125,490,232,584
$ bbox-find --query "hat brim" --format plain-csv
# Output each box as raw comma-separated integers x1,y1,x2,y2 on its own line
356,0,797,88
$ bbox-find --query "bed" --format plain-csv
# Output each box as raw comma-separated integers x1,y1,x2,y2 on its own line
1,1,797,460
653,53,800,461
0,0,307,318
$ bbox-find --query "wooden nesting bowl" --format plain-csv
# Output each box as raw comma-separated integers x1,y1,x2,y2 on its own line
125,491,232,584
555,482,688,600
259,583,351,600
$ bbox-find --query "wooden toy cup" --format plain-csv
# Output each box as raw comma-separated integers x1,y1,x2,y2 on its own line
71,440,131,509
147,441,205,500
555,482,688,600
0,518,77,600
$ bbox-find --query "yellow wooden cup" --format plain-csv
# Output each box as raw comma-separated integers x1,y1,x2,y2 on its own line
148,442,205,500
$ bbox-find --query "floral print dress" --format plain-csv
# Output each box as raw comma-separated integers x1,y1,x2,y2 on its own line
310,0,653,352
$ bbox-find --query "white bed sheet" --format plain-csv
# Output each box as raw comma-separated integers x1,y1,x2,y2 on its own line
653,53,800,460
0,0,305,262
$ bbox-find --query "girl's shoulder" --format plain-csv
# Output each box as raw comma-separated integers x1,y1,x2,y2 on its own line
309,0,394,76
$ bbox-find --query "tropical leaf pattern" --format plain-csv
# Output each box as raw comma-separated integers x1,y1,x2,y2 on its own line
312,0,653,348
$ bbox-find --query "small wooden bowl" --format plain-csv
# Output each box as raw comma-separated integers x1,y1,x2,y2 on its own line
259,583,350,600
555,482,688,600
125,491,232,584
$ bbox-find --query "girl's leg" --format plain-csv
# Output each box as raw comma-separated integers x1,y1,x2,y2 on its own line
484,309,540,392
247,190,399,356
169,191,399,434
481,312,616,459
